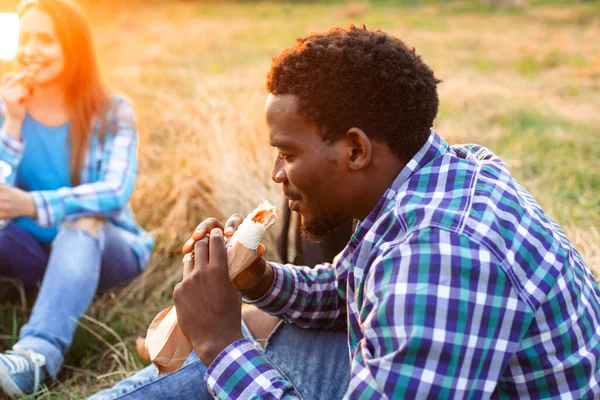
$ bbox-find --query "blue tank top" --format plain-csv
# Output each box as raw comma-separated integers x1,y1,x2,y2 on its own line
13,113,72,243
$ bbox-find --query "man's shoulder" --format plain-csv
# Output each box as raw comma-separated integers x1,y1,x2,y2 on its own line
393,147,482,237
412,143,579,308
392,142,571,263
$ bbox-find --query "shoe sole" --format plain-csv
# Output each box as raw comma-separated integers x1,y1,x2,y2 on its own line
0,360,26,399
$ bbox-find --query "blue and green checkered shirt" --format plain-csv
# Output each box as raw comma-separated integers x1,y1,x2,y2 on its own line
0,96,154,269
206,130,599,399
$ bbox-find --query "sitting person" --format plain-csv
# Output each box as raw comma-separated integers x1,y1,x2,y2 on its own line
0,0,153,398
94,26,600,399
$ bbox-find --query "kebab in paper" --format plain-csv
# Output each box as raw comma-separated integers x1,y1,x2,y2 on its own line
144,201,277,374
17,64,41,104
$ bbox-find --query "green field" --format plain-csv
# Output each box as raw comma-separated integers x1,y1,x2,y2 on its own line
0,0,598,397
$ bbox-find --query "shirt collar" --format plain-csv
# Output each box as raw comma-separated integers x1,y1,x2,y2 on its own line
348,129,448,251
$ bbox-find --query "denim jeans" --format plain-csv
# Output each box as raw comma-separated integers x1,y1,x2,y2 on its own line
90,320,350,400
0,222,140,379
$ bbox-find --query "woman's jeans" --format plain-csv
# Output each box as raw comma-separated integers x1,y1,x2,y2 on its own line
90,321,351,400
0,222,140,379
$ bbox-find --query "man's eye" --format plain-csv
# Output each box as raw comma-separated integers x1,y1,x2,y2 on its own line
278,154,289,160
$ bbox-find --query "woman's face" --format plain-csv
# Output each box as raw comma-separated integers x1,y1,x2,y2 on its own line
17,7,65,86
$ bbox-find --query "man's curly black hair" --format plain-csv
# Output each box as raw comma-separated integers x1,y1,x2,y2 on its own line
266,25,441,163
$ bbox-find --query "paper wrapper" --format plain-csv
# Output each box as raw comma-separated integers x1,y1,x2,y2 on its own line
228,242,265,290
145,306,193,374
145,242,266,374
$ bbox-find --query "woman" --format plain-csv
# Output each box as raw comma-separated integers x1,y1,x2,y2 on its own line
0,0,153,398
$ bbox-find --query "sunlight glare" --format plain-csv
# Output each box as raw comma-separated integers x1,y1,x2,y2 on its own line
0,13,19,60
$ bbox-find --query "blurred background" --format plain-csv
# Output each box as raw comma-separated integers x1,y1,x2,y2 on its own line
0,0,599,397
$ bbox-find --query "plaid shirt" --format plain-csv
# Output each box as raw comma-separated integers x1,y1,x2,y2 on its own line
0,96,154,269
205,130,600,399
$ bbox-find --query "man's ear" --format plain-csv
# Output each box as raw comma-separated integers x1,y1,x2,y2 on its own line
345,127,372,171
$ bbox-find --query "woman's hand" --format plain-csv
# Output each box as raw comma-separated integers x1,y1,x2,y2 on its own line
0,185,37,220
1,73,31,119
0,72,31,140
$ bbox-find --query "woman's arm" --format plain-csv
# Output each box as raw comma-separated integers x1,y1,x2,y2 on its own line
0,100,26,183
31,98,139,227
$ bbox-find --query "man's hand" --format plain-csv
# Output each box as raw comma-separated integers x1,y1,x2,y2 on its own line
181,215,273,296
0,185,37,219
181,215,243,254
174,228,244,366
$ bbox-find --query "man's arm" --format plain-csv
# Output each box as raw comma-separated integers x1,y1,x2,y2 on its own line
347,227,535,398
184,214,349,329
243,259,348,330
204,339,299,399
175,229,301,399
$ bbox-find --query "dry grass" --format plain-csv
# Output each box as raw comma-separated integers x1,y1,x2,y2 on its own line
0,0,598,398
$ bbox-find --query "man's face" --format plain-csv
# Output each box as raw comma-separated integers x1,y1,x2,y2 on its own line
266,94,352,241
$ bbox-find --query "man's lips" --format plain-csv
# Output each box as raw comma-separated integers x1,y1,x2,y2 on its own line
283,187,301,202
284,189,301,211
288,199,300,212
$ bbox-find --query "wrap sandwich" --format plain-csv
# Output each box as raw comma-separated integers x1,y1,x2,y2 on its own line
144,200,277,374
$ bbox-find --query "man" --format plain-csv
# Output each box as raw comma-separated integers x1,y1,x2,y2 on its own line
94,26,600,399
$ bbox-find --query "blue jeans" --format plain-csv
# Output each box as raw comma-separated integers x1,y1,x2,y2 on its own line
90,320,350,399
0,222,140,379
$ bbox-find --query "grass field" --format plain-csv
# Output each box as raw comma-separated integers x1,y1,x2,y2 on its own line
0,0,599,397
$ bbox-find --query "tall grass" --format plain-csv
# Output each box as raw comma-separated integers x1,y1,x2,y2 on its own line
0,0,598,397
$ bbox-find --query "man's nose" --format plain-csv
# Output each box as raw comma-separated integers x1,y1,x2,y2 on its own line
272,162,287,184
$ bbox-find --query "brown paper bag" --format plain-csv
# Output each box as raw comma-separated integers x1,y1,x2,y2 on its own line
145,242,265,374
145,305,193,374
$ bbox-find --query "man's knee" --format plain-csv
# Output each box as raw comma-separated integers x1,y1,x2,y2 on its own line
242,305,281,347
67,217,105,237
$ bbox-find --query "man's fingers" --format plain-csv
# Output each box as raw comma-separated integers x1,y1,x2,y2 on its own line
183,213,241,254
192,217,224,241
183,217,225,253
182,252,194,279
194,236,209,267
182,237,195,254
224,214,243,236
209,228,228,270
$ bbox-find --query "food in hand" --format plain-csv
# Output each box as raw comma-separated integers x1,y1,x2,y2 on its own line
17,64,42,104
228,200,277,251
227,200,277,286
144,201,278,374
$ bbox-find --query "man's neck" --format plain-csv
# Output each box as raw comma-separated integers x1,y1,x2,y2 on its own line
351,147,406,221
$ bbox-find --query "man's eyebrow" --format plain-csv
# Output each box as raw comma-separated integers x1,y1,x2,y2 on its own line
269,139,292,148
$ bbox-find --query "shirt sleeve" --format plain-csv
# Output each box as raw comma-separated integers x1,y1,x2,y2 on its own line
244,259,348,330
347,227,534,399
0,100,26,179
205,339,299,399
30,98,139,227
